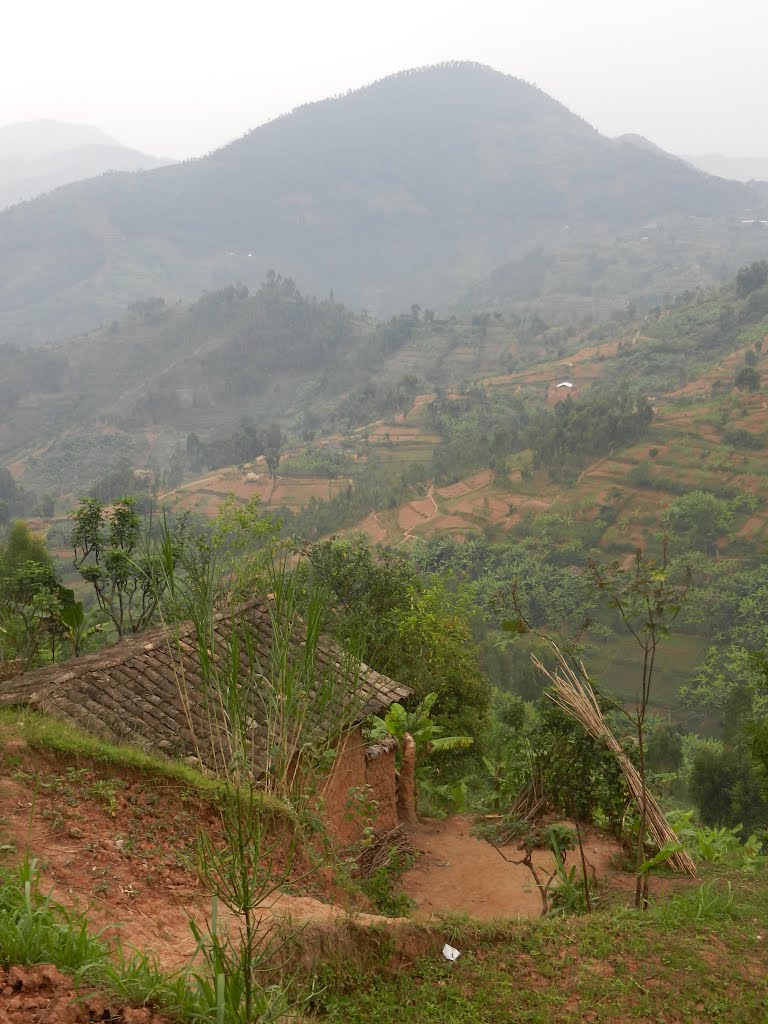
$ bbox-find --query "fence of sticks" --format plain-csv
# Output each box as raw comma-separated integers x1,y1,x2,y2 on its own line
532,646,697,878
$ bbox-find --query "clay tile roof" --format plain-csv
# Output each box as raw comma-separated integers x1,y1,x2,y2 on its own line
0,597,411,773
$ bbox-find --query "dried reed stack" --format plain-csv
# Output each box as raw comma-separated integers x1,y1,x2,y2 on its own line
532,648,697,878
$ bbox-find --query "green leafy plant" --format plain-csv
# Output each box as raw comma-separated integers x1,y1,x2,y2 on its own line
547,833,589,916
637,840,685,878
58,598,103,657
70,497,171,637
369,692,473,759
667,810,764,867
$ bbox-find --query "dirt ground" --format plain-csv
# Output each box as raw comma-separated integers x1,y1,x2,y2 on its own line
0,734,682,1015
402,815,622,920
0,964,169,1024
0,740,397,975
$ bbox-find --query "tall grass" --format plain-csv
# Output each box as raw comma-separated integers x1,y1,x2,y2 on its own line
153,509,366,1022
0,857,211,1020
0,857,107,973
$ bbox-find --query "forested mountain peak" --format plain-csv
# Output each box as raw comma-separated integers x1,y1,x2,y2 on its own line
0,63,761,347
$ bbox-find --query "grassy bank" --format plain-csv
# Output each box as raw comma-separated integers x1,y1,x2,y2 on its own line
313,869,768,1023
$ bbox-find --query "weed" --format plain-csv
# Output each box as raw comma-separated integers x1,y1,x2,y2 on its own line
40,807,65,834
361,861,415,917
649,880,737,930
89,777,124,816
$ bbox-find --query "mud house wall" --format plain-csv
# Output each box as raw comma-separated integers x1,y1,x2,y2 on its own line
321,727,399,844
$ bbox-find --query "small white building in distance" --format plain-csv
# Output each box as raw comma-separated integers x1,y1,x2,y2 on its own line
554,380,576,402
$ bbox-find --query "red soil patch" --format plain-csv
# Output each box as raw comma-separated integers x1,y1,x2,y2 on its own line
0,760,222,970
402,815,622,921
438,479,472,499
465,469,493,489
0,740,366,972
269,479,344,507
429,514,474,531
737,516,766,539
448,494,510,521
486,501,514,523
343,512,391,546
516,497,551,512
396,491,439,538
0,964,168,1024
199,474,271,501
439,471,494,501
409,496,438,519
397,504,429,532
407,393,437,416
568,340,621,363
448,497,487,517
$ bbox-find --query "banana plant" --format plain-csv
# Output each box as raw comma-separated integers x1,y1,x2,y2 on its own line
368,691,473,760
58,593,103,657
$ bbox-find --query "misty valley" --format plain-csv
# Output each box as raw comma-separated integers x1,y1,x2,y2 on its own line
1,61,767,1024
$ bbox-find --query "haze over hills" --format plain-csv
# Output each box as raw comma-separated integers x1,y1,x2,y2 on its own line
615,134,768,185
0,62,764,347
0,118,169,210
685,153,768,183
614,133,687,164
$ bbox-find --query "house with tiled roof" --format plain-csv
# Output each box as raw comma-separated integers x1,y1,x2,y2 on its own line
0,598,412,841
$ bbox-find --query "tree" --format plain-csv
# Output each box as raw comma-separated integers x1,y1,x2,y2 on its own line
70,498,170,638
0,521,96,666
688,744,767,831
662,490,735,554
264,423,282,481
0,560,63,666
1,520,51,576
586,543,691,908
303,537,491,755
735,260,768,298
734,366,760,392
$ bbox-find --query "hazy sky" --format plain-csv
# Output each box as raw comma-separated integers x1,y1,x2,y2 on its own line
3,0,767,160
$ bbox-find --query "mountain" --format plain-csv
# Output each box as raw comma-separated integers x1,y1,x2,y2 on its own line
0,119,122,160
0,119,169,210
0,63,761,346
0,273,533,495
685,153,768,183
5,256,768,502
614,132,687,164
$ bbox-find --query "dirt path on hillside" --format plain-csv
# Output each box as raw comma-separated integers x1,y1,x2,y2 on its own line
399,486,438,545
402,815,622,920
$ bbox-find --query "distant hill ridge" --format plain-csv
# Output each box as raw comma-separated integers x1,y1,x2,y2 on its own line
685,153,768,184
0,118,169,212
0,62,761,346
0,119,123,160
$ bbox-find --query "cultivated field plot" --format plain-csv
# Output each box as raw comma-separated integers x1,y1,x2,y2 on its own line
161,465,350,517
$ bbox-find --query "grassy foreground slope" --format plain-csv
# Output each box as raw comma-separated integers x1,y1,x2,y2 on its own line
1,708,767,1024
319,879,768,1023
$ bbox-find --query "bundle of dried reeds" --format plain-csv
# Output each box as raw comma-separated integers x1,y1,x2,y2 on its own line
354,825,413,880
532,648,697,878
507,774,550,823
